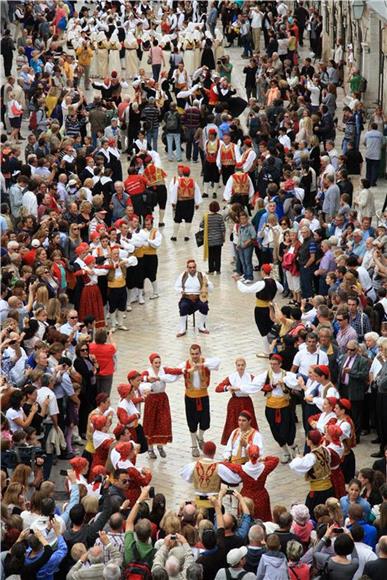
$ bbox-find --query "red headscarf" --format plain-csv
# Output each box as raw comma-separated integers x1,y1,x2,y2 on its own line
117,383,132,399
115,441,134,461
247,444,260,464
149,352,160,364
90,415,107,431
69,457,89,477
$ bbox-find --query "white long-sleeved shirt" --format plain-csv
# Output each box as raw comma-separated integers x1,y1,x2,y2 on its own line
289,452,316,474
217,371,259,397
169,178,202,205
178,357,220,391
140,228,162,250
216,142,241,170
224,428,264,461
252,370,299,397
223,173,255,203
241,149,257,173
180,458,240,491
175,272,214,295
237,278,283,295
141,366,180,394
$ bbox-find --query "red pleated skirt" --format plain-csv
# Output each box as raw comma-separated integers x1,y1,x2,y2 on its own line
331,467,346,499
79,285,105,328
143,392,172,445
221,396,259,445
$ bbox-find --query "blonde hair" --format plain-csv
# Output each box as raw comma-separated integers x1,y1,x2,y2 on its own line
198,519,214,540
325,497,344,525
35,285,49,307
3,482,24,506
11,464,32,488
160,511,181,535
46,298,61,323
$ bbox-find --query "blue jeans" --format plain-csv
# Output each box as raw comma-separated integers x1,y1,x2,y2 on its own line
341,137,352,155
236,245,254,280
147,126,159,151
166,132,182,161
242,35,253,57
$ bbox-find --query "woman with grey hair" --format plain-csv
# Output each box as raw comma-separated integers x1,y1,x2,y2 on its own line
102,563,121,580
186,563,204,580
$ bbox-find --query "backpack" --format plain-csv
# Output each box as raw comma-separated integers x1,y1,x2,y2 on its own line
225,570,248,580
29,110,37,131
122,543,154,580
359,76,367,93
165,112,179,132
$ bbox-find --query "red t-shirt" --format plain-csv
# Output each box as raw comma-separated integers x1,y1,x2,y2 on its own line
89,343,116,376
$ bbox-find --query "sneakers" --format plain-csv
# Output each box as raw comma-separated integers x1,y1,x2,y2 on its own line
170,236,177,241
149,293,159,300
157,446,166,458
191,446,200,457
176,331,186,337
126,304,132,312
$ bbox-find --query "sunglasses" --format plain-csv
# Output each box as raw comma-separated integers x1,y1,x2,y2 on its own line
70,316,78,319
120,478,130,484
346,348,356,352
336,318,344,322
80,348,88,352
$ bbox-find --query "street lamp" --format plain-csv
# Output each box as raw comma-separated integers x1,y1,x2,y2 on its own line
352,0,365,20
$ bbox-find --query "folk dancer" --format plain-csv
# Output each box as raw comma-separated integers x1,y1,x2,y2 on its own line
141,352,181,459
111,441,152,507
77,254,107,328
126,214,147,306
175,259,213,337
216,132,241,186
224,410,264,464
289,429,334,512
240,137,257,187
140,215,162,300
252,354,299,463
215,357,259,445
180,441,240,509
237,263,283,357
170,165,202,242
106,245,138,331
333,398,357,483
308,396,338,435
324,424,346,499
178,344,220,457
116,371,149,454
89,415,114,480
223,445,280,520
223,162,255,210
203,128,221,199
143,157,168,226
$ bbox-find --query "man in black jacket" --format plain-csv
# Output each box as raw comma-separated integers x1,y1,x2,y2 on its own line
245,524,267,572
1,30,15,77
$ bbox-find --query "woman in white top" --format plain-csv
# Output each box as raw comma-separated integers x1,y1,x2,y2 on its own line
5,390,38,433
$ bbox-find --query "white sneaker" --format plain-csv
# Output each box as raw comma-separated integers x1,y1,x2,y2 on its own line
149,293,159,300
126,304,132,312
139,295,145,305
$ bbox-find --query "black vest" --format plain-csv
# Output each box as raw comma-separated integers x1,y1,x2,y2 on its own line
256,278,277,301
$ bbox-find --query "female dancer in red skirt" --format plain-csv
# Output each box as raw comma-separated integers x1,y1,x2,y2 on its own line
116,372,148,453
223,444,279,520
89,415,114,480
333,398,357,483
215,357,259,445
141,352,182,460
77,254,106,328
324,424,346,499
112,441,152,506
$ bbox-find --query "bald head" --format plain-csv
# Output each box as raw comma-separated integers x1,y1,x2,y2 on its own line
182,503,197,522
248,524,265,545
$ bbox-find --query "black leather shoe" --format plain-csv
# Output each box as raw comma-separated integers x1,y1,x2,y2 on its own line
370,451,384,458
184,236,190,241
170,236,177,241
202,193,209,198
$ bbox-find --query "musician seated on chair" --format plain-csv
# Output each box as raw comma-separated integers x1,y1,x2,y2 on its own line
175,259,213,337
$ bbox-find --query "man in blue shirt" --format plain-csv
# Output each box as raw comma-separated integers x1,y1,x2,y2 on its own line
347,504,377,550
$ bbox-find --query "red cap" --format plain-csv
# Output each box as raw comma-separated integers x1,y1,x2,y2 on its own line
91,465,106,479
339,398,352,411
149,352,160,363
96,224,106,232
145,214,154,222
262,263,272,275
84,255,95,266
308,429,322,446
107,138,116,146
117,383,132,398
203,441,216,456
247,444,260,464
239,410,252,421
127,370,140,381
113,423,126,438
269,353,283,362
316,365,330,378
182,166,191,176
327,424,342,444
90,415,107,430
69,456,89,476
90,231,100,241
208,128,217,135
75,242,89,256
244,138,252,146
326,396,338,408
116,441,134,461
114,219,126,228
177,164,184,172
111,70,118,78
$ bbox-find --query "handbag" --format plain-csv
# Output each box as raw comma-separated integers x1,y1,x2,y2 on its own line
195,229,204,247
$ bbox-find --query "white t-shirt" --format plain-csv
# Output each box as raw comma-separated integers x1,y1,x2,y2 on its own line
36,386,59,420
293,349,329,376
5,408,24,432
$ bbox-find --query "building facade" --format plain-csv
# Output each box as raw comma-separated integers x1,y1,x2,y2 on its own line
319,0,387,109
